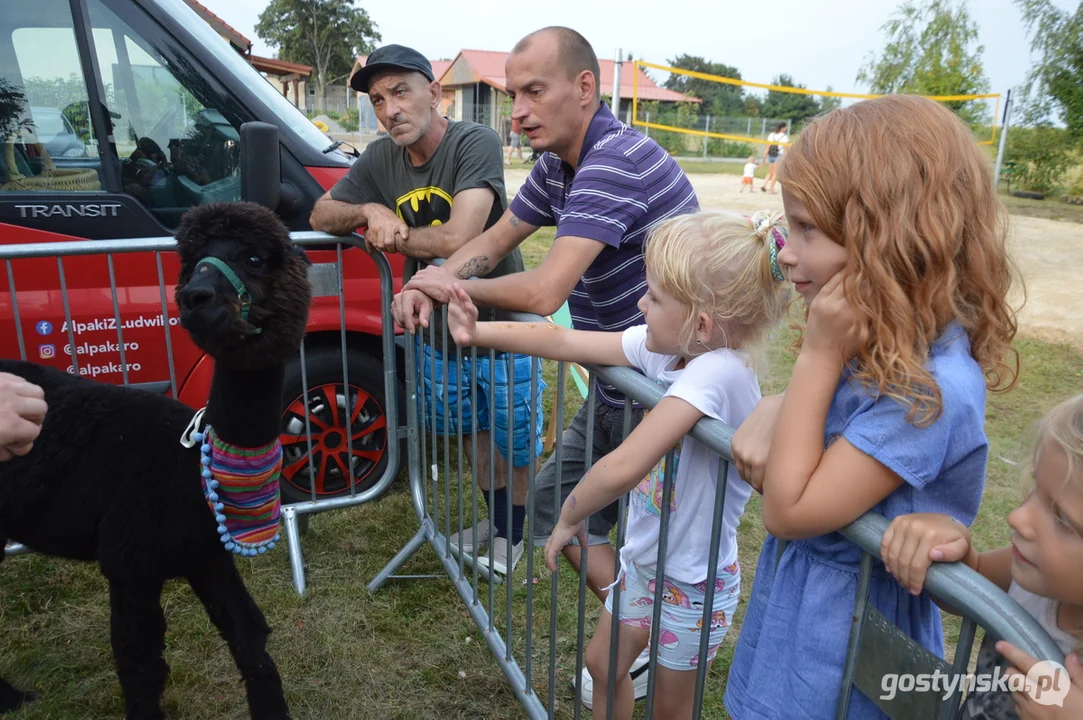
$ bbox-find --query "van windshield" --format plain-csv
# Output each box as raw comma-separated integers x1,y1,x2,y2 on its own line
158,0,350,164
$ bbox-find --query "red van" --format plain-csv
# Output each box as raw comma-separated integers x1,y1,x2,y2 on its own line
0,0,404,503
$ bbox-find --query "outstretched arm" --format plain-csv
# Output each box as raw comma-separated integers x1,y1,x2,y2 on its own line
446,285,629,367
543,396,706,571
409,231,604,317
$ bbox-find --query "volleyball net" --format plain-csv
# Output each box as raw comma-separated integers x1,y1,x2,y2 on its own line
631,60,1001,154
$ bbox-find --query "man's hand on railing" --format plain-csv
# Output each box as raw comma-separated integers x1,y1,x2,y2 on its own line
732,393,784,492
391,289,434,334
402,265,457,305
0,372,47,461
880,513,975,595
446,285,479,347
361,204,409,254
999,641,1083,718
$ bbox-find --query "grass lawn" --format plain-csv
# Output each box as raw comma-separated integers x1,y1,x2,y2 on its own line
999,193,1083,224
1,233,1081,719
675,158,770,179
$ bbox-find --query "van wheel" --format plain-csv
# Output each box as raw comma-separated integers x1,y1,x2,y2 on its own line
279,347,401,505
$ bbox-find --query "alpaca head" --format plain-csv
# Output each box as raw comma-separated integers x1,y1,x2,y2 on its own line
174,202,311,369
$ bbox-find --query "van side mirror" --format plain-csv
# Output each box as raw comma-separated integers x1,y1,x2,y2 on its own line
240,121,280,211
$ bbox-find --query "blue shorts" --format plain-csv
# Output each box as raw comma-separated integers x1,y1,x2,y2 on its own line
419,344,545,467
606,560,741,671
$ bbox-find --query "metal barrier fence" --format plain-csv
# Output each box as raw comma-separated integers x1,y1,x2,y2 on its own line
0,232,400,598
372,303,1066,719
0,234,1067,718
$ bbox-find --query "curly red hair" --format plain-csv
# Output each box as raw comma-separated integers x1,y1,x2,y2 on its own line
779,95,1021,426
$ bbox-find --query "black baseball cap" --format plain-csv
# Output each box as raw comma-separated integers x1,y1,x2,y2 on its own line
350,44,435,93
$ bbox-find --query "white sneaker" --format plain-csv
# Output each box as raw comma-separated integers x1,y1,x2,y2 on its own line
475,537,524,576
449,521,493,554
576,648,650,709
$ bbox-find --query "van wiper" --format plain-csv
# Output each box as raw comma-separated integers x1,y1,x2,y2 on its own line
322,139,360,158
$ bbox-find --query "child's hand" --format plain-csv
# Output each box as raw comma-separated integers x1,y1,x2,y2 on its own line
998,643,1083,719
446,284,479,346
544,514,588,573
733,393,784,493
881,513,972,595
804,271,859,363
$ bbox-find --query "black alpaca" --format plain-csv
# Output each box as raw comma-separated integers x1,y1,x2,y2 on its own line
0,202,311,719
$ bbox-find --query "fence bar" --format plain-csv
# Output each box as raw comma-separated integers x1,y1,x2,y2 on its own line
55,258,79,376
692,456,730,717
547,361,567,714
5,261,26,362
836,552,875,718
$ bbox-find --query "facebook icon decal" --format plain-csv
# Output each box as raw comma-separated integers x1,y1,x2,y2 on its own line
35,321,53,336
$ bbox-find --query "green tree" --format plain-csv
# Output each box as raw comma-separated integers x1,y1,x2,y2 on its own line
856,0,990,126
761,75,821,127
256,0,380,113
0,78,31,141
1004,125,1074,195
1014,0,1083,146
819,86,843,113
662,55,745,116
742,95,763,118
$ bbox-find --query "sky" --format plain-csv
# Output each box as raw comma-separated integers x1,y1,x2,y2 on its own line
195,0,1074,100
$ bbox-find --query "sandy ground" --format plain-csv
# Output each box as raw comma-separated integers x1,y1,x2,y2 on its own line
505,168,1083,353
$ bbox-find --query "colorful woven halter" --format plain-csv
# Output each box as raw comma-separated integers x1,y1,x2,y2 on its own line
181,409,282,556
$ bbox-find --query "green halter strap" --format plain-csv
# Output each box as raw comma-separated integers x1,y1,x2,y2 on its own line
195,257,262,335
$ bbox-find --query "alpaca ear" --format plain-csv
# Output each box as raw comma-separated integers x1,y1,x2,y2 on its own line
289,245,312,266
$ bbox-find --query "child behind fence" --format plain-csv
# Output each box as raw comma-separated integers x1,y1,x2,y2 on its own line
723,95,1021,719
882,393,1083,718
445,209,791,719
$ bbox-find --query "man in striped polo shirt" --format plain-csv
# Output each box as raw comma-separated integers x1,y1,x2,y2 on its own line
393,26,697,701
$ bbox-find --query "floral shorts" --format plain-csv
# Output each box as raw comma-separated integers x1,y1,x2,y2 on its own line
604,560,741,670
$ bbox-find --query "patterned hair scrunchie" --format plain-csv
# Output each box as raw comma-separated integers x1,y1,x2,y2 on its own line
749,210,787,282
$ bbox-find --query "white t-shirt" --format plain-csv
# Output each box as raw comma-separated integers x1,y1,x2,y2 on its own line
743,162,757,178
767,132,789,155
617,325,760,585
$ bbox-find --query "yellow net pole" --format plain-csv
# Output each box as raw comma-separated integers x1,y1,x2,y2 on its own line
632,62,639,129
990,94,1001,147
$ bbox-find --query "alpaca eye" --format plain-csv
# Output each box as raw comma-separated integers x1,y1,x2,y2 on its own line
246,256,265,269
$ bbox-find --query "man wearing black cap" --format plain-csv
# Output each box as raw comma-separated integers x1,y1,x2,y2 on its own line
310,44,544,578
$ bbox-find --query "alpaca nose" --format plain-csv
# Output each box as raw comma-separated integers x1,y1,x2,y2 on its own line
179,286,214,310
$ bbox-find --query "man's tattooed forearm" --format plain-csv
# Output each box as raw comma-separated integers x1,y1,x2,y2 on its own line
458,256,490,279
509,215,521,227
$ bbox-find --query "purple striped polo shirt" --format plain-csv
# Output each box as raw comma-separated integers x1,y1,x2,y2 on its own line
510,103,699,405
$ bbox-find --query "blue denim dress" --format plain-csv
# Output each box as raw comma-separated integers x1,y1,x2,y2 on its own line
725,324,990,719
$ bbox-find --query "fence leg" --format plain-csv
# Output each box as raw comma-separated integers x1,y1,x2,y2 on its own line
368,521,432,593
283,504,307,597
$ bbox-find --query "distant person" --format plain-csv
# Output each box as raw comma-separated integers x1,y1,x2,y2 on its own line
759,122,788,194
740,155,757,193
506,116,524,164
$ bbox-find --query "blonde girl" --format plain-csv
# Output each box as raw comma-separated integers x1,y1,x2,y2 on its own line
446,209,790,719
882,394,1083,719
